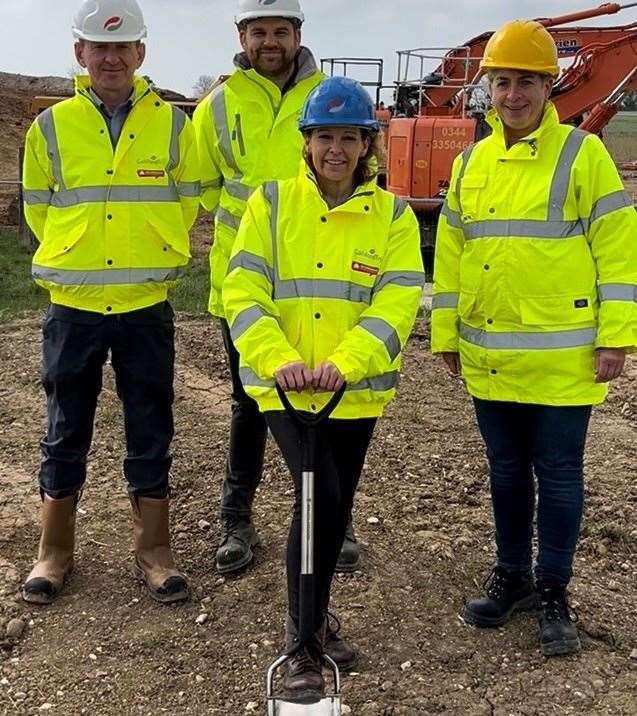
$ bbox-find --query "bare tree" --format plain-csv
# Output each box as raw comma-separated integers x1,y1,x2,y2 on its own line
193,74,216,99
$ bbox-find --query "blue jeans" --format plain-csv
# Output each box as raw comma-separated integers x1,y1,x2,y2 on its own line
473,399,592,585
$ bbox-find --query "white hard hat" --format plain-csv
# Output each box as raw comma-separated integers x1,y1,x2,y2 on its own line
235,0,304,25
72,0,147,42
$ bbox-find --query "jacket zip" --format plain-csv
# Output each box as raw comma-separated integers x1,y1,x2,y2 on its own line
234,114,246,156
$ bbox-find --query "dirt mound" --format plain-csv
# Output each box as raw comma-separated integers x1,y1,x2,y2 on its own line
0,71,190,228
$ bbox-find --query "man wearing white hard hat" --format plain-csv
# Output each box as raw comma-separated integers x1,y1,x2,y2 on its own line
21,0,200,606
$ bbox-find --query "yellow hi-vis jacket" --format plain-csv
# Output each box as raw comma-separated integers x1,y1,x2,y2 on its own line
431,103,637,405
222,167,425,419
192,48,324,317
23,75,200,315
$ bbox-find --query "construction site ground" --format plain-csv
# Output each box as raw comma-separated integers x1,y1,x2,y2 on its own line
1,72,636,715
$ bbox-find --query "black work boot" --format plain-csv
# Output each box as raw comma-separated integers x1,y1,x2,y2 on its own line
284,615,325,703
537,581,581,656
463,566,536,627
215,516,260,574
335,515,360,573
324,612,358,670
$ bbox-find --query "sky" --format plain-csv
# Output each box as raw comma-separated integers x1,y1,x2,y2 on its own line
0,0,632,98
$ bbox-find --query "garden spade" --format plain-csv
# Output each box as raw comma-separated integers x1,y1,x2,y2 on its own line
266,383,346,716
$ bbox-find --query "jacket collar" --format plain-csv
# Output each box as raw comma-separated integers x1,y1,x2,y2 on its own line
232,46,319,90
486,101,560,151
75,74,152,106
301,161,377,212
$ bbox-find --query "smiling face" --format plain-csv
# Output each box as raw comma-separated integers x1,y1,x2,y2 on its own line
305,126,370,187
489,69,553,143
75,40,145,101
239,17,300,81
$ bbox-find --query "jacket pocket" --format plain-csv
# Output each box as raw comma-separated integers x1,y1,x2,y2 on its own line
519,295,596,326
146,216,191,259
459,173,487,220
457,292,477,321
36,217,89,262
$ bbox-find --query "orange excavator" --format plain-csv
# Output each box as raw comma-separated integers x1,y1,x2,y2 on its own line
384,2,637,276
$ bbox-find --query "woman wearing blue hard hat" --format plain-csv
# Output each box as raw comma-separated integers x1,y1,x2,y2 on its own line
223,76,424,701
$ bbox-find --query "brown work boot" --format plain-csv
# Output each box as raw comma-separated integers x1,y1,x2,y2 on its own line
22,493,78,605
130,495,189,604
324,612,358,670
283,615,325,703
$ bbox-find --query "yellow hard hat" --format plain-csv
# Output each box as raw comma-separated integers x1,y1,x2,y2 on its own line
481,19,559,77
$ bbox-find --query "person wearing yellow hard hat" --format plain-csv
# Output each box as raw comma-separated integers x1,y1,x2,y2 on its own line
21,0,200,606
431,18,637,656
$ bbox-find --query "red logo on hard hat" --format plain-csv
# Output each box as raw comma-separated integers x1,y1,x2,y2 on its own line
258,0,278,5
327,97,345,113
104,16,124,31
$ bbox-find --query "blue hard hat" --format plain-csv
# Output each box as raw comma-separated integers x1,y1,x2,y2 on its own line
298,76,380,132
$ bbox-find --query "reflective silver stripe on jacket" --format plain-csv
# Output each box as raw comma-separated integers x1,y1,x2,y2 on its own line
373,270,425,293
37,108,65,190
455,144,475,204
239,367,399,392
49,185,180,207
359,317,401,361
440,202,463,229
168,106,187,174
177,181,201,198
460,322,596,350
230,305,278,342
432,292,459,309
24,190,53,205
216,207,241,231
263,181,280,277
464,219,585,240
211,89,241,177
226,250,274,282
589,190,633,224
225,178,254,201
32,265,186,285
548,129,587,221
598,283,637,302
202,177,223,190
274,278,372,304
393,196,408,221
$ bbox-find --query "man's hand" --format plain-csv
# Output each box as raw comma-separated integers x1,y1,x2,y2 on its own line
312,361,345,392
595,348,626,383
440,352,461,377
275,361,313,392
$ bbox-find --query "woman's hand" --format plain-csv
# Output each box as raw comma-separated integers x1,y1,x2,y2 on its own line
312,361,345,392
275,361,314,392
440,352,461,377
595,348,626,383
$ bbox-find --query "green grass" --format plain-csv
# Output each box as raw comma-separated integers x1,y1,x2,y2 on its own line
170,251,210,314
0,229,210,321
605,112,637,163
0,229,48,321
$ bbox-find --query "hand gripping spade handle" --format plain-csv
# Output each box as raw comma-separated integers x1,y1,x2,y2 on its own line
266,382,346,715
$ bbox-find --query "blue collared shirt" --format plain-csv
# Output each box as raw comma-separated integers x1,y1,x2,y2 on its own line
88,87,133,147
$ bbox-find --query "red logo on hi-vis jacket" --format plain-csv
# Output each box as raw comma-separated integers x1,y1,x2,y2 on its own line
104,16,123,31
352,261,379,276
137,169,166,178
